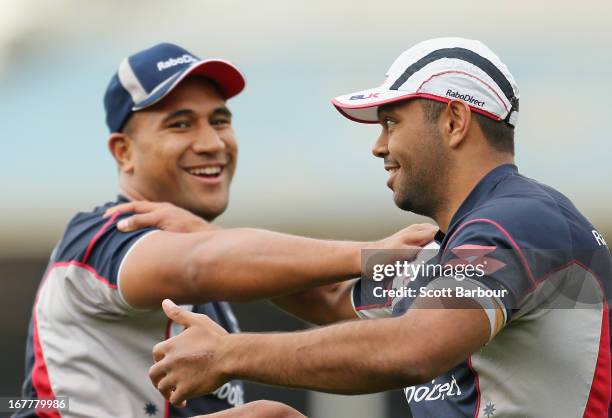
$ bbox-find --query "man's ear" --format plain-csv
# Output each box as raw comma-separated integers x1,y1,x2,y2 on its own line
443,100,472,149
108,133,135,174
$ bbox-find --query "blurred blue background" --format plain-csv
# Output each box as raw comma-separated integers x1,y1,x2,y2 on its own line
0,0,610,416
1,0,610,255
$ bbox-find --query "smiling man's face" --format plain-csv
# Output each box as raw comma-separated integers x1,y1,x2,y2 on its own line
119,76,237,220
373,99,450,218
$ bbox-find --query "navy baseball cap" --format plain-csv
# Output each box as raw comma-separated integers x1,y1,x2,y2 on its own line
104,42,246,132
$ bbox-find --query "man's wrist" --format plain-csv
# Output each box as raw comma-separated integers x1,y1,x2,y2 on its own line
344,241,364,278
217,332,246,381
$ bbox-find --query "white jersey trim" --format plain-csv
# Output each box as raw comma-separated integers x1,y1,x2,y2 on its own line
117,229,161,313
426,277,506,341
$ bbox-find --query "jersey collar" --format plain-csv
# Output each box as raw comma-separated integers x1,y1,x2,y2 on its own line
440,163,518,243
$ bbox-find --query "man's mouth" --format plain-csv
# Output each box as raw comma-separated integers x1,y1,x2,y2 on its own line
385,163,400,189
187,165,222,176
184,165,225,183
385,166,399,174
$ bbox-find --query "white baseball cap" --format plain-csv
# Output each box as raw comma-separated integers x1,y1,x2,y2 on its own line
332,37,519,127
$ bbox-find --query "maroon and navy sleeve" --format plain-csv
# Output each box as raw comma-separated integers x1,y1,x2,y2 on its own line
78,211,157,284
53,209,158,313
439,218,538,323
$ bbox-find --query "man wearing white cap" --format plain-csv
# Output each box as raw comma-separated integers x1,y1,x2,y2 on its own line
147,38,612,417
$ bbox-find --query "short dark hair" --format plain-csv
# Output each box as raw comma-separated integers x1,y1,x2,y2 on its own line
120,114,135,135
420,99,515,155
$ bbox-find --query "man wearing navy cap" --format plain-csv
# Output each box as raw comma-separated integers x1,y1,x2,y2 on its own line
13,42,436,418
147,38,612,417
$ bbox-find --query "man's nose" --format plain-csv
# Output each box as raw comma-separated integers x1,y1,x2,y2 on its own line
372,131,389,159
192,124,226,154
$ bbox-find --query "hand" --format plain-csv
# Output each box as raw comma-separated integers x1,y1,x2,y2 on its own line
362,224,438,273
103,201,217,233
370,223,438,250
149,299,230,407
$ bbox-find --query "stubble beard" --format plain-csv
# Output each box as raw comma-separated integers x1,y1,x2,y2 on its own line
393,127,450,220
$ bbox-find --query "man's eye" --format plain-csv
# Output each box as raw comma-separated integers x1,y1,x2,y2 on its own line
383,118,397,128
211,118,231,127
168,121,191,129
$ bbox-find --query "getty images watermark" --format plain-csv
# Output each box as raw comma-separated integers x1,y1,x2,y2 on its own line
370,253,507,299
359,247,612,310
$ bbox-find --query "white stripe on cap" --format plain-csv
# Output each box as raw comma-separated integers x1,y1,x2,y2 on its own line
332,37,520,127
131,70,182,110
386,38,518,121
117,57,148,103
401,58,511,118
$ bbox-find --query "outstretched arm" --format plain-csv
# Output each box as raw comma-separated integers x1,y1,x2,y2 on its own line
270,280,359,325
105,201,437,309
270,224,436,325
150,296,494,404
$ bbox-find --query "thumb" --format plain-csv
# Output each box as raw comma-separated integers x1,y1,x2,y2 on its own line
162,299,192,327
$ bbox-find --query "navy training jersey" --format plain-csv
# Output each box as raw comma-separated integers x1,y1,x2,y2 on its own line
355,164,612,417
14,196,244,418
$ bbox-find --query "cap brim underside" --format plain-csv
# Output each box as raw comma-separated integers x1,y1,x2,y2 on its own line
331,87,419,123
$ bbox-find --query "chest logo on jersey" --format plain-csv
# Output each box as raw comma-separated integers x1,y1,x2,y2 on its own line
483,401,497,417
212,382,245,407
404,374,462,403
592,230,608,247
144,402,158,416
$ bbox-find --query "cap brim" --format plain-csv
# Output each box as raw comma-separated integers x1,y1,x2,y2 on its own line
331,87,418,123
133,59,245,111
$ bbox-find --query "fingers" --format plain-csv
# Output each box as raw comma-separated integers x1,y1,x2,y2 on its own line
105,200,214,233
153,370,187,408
116,212,161,232
149,357,166,388
169,386,189,408
410,227,438,246
103,201,161,218
405,223,438,234
150,360,188,408
401,223,438,246
152,341,166,363
157,374,176,401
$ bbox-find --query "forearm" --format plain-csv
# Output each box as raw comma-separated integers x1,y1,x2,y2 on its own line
218,316,423,394
215,300,490,394
149,296,491,404
187,228,363,302
271,280,358,325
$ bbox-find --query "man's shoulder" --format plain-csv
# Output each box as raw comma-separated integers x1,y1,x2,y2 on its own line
453,175,591,250
53,199,120,262
49,197,158,297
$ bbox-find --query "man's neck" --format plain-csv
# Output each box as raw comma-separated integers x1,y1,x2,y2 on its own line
119,183,147,202
434,156,514,233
